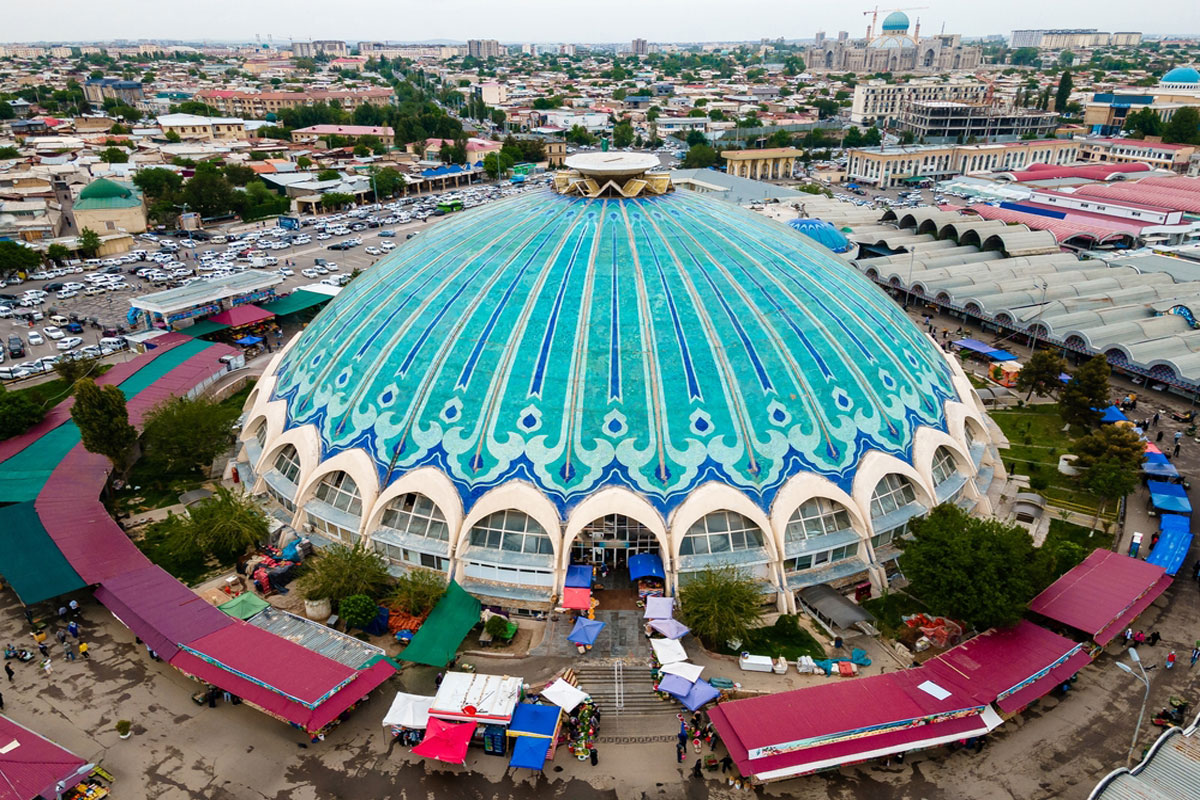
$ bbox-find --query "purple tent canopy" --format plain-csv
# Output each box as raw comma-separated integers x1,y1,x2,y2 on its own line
658,672,694,696
644,595,675,619
649,618,690,639
660,674,721,712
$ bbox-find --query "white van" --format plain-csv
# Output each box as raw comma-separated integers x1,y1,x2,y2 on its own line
99,336,126,350
49,315,70,327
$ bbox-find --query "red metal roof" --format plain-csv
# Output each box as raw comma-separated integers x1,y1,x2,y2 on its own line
1135,175,1200,195
1075,182,1200,214
1030,549,1169,641
179,623,358,708
1003,162,1150,182
1093,574,1173,646
207,305,274,327
995,648,1092,714
94,564,232,660
0,714,89,800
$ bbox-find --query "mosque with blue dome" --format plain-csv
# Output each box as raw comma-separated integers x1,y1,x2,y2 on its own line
237,155,1002,613
1084,64,1200,135
805,12,981,74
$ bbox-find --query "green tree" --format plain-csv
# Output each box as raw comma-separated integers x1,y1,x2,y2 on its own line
179,162,238,218
1016,350,1069,401
647,106,661,122
1081,458,1140,533
223,163,257,186
164,129,182,143
317,168,341,181
490,108,507,127
76,228,102,257
677,565,764,649
353,143,370,157
1010,47,1040,66
45,243,71,265
0,146,19,159
172,100,220,116
188,488,269,562
70,378,137,473
296,155,313,170
132,167,182,200
1163,106,1200,145
339,594,379,629
0,240,41,280
319,191,355,210
483,150,515,179
52,354,100,386
682,143,719,168
1058,51,1075,67
1054,70,1073,113
899,504,1038,630
612,118,635,148
140,394,236,473
389,567,447,615
684,130,708,147
1124,107,1162,138
1073,423,1146,472
297,542,391,605
1059,356,1111,429
0,385,44,440
566,125,595,146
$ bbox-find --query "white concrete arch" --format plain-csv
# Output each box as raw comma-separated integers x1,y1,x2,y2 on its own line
851,450,936,536
561,488,671,572
239,397,288,448
241,371,278,430
768,472,869,558
667,482,778,564
362,467,466,553
455,481,565,560
251,422,323,498
912,425,972,485
292,447,383,534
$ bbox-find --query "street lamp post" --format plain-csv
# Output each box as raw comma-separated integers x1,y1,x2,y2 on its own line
1028,278,1049,353
1115,648,1151,767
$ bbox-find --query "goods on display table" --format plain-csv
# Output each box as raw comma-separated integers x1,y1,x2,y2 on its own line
564,697,601,760
629,553,666,599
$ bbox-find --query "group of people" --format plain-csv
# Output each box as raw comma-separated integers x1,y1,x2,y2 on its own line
1121,627,1193,669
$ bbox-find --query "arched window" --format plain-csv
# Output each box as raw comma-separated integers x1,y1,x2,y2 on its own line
254,421,267,448
372,493,451,572
870,474,917,519
273,445,301,483
785,498,853,542
930,446,958,487
380,493,449,541
680,511,764,556
314,471,362,516
469,511,553,555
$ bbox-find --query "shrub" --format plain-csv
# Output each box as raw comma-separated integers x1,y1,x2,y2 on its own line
484,614,511,639
115,720,132,736
389,567,446,616
339,594,378,630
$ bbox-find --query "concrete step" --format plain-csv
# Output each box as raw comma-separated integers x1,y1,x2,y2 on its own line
570,663,679,718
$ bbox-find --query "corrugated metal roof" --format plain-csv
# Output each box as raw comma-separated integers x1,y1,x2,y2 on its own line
1089,712,1200,800
245,606,383,669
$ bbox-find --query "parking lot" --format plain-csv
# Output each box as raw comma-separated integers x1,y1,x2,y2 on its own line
2,177,554,381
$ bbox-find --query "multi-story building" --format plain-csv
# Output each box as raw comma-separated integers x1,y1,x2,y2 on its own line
83,78,145,106
474,82,507,106
49,46,73,58
805,13,981,73
156,113,249,141
1078,137,1197,174
292,40,348,58
467,39,502,60
1083,67,1200,135
195,88,395,119
632,38,648,56
846,139,1080,188
851,79,987,126
1011,29,1142,49
290,124,395,148
898,101,1060,144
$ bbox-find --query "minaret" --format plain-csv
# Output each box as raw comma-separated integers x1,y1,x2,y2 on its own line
914,18,921,43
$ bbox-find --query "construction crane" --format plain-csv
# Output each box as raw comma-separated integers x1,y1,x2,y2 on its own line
862,6,929,40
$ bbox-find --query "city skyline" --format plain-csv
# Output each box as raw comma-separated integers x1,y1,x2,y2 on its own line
5,0,1199,44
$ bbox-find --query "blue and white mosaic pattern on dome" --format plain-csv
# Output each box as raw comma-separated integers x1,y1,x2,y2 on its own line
269,188,958,517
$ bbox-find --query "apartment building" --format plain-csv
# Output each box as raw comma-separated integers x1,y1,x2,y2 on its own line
1011,29,1142,49
290,124,395,148
467,39,502,59
632,38,648,56
195,88,395,119
83,78,145,106
850,79,987,125
898,101,1060,144
292,40,348,58
846,139,1080,188
156,113,249,141
1078,137,1197,173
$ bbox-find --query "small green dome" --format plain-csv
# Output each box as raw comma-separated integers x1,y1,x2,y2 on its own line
79,178,133,200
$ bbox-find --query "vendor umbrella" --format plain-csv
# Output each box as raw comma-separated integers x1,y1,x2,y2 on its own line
566,617,606,646
649,618,690,639
411,718,477,764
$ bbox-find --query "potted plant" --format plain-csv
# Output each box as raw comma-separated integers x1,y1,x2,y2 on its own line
115,720,132,739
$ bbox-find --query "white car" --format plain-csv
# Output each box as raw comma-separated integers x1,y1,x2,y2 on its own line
62,282,84,291
277,267,295,277
380,241,395,251
316,232,331,240
83,286,106,296
57,289,78,300
301,268,320,279
57,336,83,351
365,246,381,256
322,262,338,271
42,326,64,340
27,332,44,346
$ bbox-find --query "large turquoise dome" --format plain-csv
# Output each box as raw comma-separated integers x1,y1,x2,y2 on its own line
881,11,910,31
1161,66,1199,85
263,189,959,516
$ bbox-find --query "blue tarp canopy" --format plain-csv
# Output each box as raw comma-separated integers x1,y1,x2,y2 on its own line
953,338,1017,361
1147,515,1193,576
1148,481,1192,514
509,703,560,737
508,735,551,771
235,335,263,345
565,564,593,589
628,553,665,581
1099,405,1130,424
1142,453,1180,478
566,617,606,646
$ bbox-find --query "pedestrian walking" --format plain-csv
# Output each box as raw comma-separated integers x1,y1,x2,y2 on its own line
1174,443,1181,458
78,642,89,660
40,659,51,676
1190,645,1199,668
692,757,703,779
64,641,76,662
37,642,49,658
68,599,79,616
720,755,733,773
54,629,66,645
4,664,12,682
676,741,685,763
1149,631,1161,647
1153,411,1160,427
67,621,79,639
1157,430,1165,442
57,606,67,621
0,690,4,710
589,746,598,766
1135,630,1146,646
1123,627,1133,646
23,608,33,626
1166,650,1177,669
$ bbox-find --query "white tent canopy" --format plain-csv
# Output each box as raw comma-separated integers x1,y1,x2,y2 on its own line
661,661,704,683
651,637,688,665
382,692,435,729
541,678,588,713
644,596,675,619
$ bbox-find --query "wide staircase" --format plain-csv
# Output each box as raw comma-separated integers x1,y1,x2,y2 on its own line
572,661,682,742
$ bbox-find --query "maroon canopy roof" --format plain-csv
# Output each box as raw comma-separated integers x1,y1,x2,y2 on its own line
1030,549,1170,642
94,565,232,660
208,305,274,327
0,715,89,800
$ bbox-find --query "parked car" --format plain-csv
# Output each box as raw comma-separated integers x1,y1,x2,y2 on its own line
42,326,64,340
57,336,84,351
27,332,44,346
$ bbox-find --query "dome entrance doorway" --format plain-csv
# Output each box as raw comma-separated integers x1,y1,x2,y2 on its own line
570,514,662,609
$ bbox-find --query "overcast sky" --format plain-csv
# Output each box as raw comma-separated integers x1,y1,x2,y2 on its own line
7,1,1199,44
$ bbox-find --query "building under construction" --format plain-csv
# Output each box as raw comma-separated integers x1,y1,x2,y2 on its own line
898,100,1060,144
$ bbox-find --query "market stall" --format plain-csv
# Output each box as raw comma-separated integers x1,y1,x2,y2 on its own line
506,703,562,771
628,553,666,599
411,718,477,765
541,678,588,713
566,617,606,653
429,672,523,756
650,637,688,665
649,618,690,639
643,595,674,620
382,691,434,745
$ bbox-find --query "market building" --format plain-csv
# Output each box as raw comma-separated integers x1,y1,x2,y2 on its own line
237,154,1002,615
846,139,1081,188
721,147,802,181
65,177,148,236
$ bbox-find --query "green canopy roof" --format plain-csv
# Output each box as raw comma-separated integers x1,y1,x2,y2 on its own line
180,319,230,338
261,290,330,317
0,501,86,604
397,580,481,667
217,591,270,620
